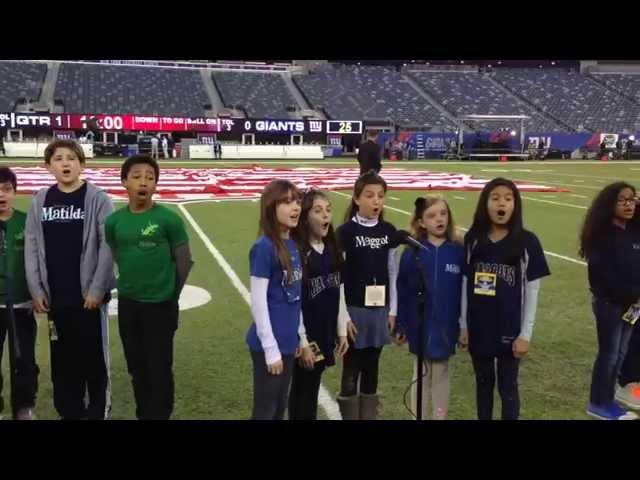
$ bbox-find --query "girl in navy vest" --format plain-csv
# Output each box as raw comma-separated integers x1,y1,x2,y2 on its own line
336,170,399,420
460,178,550,420
288,189,349,420
395,196,464,420
580,182,640,420
246,180,313,420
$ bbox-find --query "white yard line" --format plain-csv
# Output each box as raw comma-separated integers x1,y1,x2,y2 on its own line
177,203,342,421
570,194,588,199
513,178,601,190
332,191,587,266
521,196,587,209
453,196,466,200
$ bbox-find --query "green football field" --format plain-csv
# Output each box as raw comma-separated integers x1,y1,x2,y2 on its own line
2,158,639,420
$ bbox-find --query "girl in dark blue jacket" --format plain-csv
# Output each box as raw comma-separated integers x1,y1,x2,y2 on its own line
396,196,464,420
580,182,640,420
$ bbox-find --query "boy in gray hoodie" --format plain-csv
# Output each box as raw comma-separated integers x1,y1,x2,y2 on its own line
25,139,115,420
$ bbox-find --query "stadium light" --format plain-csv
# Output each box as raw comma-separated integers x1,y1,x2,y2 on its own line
630,135,636,141
460,60,464,64
510,130,517,136
497,61,502,65
551,61,556,65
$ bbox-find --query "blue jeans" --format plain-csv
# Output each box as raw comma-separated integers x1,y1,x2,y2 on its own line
250,352,294,420
619,320,640,387
590,298,634,406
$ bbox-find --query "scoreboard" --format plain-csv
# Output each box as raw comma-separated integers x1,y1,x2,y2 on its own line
326,120,363,134
0,112,365,135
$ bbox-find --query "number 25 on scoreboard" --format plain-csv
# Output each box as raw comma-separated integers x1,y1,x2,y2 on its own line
339,121,352,133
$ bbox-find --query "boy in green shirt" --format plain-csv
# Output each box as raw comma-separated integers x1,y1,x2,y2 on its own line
105,155,193,420
0,167,39,420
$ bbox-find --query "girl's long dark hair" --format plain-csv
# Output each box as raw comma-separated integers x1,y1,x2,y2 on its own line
343,170,387,223
258,179,301,283
293,189,343,277
466,177,525,263
579,182,636,260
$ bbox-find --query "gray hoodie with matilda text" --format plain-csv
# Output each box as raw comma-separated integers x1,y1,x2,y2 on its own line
24,181,116,305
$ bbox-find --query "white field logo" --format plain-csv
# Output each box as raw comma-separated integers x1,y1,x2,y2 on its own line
107,284,212,316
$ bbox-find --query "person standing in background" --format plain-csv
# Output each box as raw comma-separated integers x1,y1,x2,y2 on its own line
357,131,382,175
150,135,159,160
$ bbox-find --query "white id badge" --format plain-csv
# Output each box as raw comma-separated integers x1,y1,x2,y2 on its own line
365,285,386,307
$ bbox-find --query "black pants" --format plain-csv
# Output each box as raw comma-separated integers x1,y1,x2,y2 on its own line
590,298,634,405
288,361,326,420
471,353,520,420
118,297,178,420
49,306,110,420
250,351,294,420
0,308,39,417
340,346,382,396
620,320,640,386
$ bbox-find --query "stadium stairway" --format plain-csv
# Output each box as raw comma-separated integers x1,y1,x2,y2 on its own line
283,71,325,119
200,68,226,116
30,61,59,112
586,73,640,106
483,73,569,132
402,73,462,127
488,74,578,133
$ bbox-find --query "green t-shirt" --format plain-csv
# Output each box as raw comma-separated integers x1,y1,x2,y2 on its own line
105,204,189,303
0,210,29,305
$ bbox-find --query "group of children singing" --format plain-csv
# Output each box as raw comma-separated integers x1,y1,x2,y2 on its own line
247,170,554,420
0,139,192,420
2,137,639,420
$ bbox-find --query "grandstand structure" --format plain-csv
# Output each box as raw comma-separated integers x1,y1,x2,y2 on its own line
2,59,640,133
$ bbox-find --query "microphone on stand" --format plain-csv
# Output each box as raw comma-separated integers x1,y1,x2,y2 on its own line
394,229,429,251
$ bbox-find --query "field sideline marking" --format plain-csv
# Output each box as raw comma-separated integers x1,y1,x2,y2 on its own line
177,203,342,421
332,191,587,266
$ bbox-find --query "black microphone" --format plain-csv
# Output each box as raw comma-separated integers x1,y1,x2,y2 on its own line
394,229,429,251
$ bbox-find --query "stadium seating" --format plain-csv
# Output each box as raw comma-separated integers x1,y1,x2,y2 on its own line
2,61,640,133
590,73,640,104
408,70,561,132
0,61,47,111
54,63,209,116
293,64,457,129
212,71,296,117
492,68,640,133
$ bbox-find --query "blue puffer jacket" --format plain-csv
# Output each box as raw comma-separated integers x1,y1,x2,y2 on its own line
396,239,464,360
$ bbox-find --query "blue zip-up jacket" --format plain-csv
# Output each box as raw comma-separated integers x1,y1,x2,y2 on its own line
396,239,464,360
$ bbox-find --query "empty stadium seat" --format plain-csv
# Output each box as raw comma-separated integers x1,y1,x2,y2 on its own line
54,63,209,116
